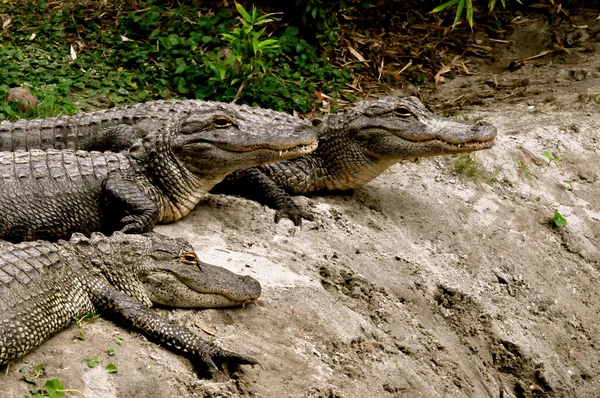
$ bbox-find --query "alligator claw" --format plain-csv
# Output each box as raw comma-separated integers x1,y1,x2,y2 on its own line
193,345,257,378
274,207,314,227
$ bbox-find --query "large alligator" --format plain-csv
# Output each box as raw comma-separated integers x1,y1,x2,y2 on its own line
0,99,316,152
0,111,316,242
213,96,498,224
0,96,496,225
0,231,261,376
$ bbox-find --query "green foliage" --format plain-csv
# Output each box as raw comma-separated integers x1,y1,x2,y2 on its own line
431,0,529,27
87,357,100,368
44,379,66,398
0,1,352,119
105,363,118,374
293,0,344,45
553,210,567,227
543,151,564,173
207,3,280,92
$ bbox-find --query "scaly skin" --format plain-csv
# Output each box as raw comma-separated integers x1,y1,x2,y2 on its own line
0,232,261,376
212,96,498,225
0,96,496,226
0,110,317,242
0,99,315,152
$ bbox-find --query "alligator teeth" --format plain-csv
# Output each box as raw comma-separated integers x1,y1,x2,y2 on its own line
279,151,283,157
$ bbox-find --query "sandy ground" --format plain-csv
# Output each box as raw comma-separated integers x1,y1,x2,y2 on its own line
2,17,600,398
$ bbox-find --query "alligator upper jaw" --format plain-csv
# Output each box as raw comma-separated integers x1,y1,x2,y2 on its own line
198,140,318,157
419,136,496,154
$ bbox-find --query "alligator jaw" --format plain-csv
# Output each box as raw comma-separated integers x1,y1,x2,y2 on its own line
141,260,262,309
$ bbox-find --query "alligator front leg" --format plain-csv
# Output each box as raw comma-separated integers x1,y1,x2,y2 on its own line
95,287,257,377
102,173,160,234
214,169,314,226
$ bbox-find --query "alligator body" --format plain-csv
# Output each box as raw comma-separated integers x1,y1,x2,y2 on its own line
0,231,261,375
213,96,498,225
0,99,315,152
0,111,316,242
0,96,496,225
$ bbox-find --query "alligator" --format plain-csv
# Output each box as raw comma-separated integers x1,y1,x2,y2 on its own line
0,99,316,152
0,231,261,376
0,96,496,225
0,110,316,242
212,96,498,225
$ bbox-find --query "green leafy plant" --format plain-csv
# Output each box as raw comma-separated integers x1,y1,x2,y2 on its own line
221,3,279,79
553,210,567,227
87,357,100,368
105,364,118,374
543,151,564,173
432,0,526,28
28,378,86,398
0,1,352,118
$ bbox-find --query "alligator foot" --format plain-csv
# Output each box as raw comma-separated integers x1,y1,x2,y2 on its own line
192,345,258,379
274,205,315,227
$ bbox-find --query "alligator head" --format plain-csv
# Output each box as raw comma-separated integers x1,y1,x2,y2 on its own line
307,96,497,191
329,96,497,160
171,103,317,179
140,232,261,308
74,232,261,308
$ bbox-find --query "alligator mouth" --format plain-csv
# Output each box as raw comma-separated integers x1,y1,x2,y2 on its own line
214,141,318,155
180,277,260,304
431,137,496,151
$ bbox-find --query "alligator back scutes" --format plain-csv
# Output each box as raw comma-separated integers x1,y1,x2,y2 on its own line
0,241,70,302
0,150,129,183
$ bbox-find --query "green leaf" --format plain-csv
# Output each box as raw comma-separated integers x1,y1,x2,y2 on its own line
553,211,567,227
235,2,252,23
87,357,100,368
431,0,461,13
105,364,118,374
543,151,554,161
107,348,116,356
453,0,465,27
466,0,474,27
257,39,279,49
45,379,65,398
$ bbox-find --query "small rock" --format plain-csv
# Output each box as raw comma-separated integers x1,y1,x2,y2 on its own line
7,87,40,111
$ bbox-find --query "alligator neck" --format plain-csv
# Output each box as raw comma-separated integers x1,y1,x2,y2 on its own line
130,134,208,223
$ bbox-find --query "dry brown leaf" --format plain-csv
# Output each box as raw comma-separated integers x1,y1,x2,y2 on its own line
348,46,367,63
193,320,216,336
434,56,460,86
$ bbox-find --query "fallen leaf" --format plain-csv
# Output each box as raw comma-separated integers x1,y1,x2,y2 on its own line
348,46,367,62
70,45,77,60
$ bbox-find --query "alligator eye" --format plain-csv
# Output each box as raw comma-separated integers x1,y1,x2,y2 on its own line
212,115,234,128
393,106,414,117
180,252,199,264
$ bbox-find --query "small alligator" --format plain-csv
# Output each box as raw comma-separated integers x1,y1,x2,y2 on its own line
0,111,316,242
0,231,261,375
213,96,498,224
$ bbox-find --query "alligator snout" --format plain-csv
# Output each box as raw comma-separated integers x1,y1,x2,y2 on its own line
472,121,498,141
